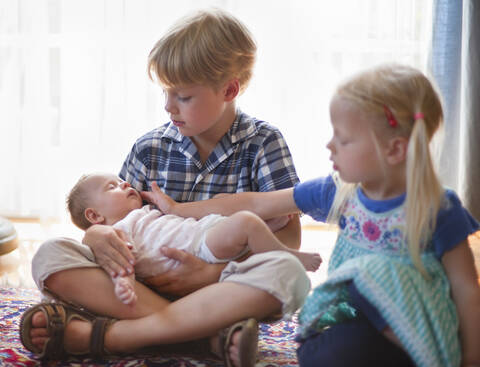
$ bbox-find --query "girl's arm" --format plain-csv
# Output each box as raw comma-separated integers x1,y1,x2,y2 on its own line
442,239,480,366
142,182,301,220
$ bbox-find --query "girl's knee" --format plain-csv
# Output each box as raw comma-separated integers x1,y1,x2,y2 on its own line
297,333,344,367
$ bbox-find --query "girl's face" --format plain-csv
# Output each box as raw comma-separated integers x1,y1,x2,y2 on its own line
327,96,386,188
162,83,231,139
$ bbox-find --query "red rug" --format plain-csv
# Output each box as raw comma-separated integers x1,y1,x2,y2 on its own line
0,287,300,366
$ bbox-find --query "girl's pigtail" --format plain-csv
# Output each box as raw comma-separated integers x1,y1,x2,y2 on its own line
405,116,443,278
326,173,356,224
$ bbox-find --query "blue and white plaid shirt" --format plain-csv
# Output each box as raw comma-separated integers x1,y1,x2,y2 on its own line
119,110,299,202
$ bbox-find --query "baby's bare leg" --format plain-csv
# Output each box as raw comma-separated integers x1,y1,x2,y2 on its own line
113,273,137,306
206,211,322,271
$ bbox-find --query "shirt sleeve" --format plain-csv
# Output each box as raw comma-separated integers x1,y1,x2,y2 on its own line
432,189,480,259
293,175,337,222
255,128,300,192
119,140,149,192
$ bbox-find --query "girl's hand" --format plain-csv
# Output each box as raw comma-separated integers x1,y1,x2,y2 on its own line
141,182,177,214
82,224,135,277
143,247,225,296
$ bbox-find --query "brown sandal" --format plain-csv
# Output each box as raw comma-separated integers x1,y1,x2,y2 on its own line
218,318,259,367
19,302,115,360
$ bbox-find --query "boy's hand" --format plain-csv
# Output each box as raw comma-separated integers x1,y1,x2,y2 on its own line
82,224,135,278
143,247,225,296
141,182,177,214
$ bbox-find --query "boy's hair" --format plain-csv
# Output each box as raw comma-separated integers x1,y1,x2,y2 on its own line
147,8,256,93
66,174,94,230
328,63,444,277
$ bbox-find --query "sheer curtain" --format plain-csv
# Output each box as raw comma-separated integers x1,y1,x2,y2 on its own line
0,0,433,221
431,0,480,220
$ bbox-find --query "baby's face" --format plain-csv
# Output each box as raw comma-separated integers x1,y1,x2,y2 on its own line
85,173,143,225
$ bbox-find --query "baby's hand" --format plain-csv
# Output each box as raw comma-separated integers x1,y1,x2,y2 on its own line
141,182,177,214
113,276,137,306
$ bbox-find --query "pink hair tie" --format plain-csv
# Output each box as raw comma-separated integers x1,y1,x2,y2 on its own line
414,112,424,120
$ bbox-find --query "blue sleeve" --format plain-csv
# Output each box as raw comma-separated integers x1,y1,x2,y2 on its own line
432,189,480,259
293,176,336,222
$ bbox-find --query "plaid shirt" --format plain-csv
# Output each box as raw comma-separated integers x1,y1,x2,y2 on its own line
119,110,299,202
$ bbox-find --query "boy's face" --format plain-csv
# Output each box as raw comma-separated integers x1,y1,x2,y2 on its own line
162,83,231,138
84,174,143,226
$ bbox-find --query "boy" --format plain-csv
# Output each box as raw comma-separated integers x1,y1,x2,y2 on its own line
68,173,320,305
87,8,303,284
24,10,308,366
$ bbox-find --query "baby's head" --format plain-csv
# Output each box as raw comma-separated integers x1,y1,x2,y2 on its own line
67,173,143,230
147,8,256,94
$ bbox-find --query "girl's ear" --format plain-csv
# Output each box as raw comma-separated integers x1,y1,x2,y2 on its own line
84,208,105,225
223,79,240,102
386,136,408,165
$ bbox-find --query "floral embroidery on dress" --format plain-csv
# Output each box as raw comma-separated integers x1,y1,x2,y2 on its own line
338,194,408,255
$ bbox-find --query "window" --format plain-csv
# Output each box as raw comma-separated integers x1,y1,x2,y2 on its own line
0,0,433,220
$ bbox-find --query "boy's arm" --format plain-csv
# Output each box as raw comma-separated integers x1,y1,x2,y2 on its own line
273,214,301,249
442,239,480,366
83,224,135,277
142,182,300,220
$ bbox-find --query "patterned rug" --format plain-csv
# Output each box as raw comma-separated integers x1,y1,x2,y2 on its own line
0,287,300,366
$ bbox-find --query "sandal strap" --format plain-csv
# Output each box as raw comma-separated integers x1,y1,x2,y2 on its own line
44,304,67,359
90,317,111,359
218,321,245,367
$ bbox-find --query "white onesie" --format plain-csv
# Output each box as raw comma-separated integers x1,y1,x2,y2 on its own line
113,205,230,279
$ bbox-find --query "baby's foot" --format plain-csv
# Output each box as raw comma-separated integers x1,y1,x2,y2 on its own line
114,276,137,305
294,251,322,272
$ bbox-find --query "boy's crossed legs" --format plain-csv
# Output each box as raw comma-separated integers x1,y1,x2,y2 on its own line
27,267,281,366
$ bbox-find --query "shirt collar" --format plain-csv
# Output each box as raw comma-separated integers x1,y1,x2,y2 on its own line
356,187,406,213
160,109,259,145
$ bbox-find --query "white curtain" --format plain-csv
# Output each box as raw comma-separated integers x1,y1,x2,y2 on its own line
0,0,433,221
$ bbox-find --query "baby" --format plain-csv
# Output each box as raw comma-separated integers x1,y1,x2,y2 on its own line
67,172,322,305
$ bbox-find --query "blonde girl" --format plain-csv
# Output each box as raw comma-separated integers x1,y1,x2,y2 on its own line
145,63,480,366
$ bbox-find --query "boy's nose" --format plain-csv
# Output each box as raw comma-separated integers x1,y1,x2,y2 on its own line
164,96,178,114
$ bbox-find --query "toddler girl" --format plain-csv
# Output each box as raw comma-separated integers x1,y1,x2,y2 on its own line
149,63,480,367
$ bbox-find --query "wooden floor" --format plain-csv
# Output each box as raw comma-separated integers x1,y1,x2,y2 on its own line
1,219,479,289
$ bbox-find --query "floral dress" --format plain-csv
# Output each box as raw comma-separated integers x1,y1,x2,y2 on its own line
293,176,479,367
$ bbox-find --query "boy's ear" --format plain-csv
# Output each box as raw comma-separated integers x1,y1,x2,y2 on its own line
84,208,105,225
223,79,240,102
385,136,408,165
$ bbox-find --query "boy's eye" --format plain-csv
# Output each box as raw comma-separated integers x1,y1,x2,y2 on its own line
177,96,191,102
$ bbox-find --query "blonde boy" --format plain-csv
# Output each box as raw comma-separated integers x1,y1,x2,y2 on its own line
24,9,307,366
